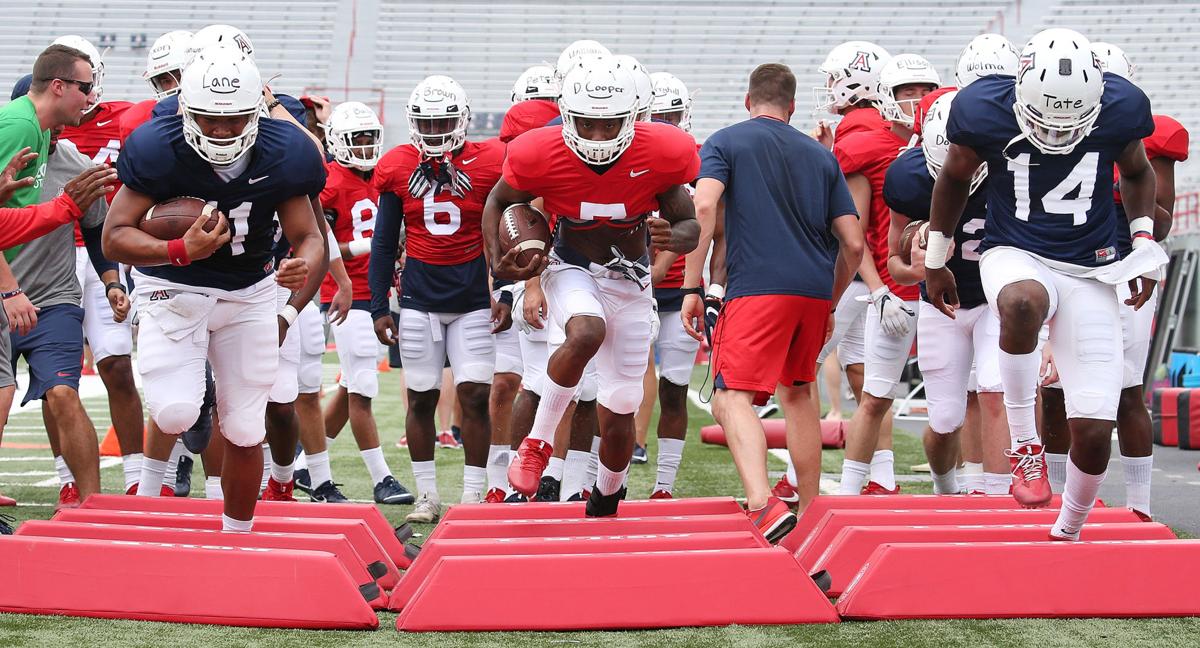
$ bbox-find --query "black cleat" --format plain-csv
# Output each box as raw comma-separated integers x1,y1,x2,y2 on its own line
173,455,193,498
0,514,13,535
311,480,349,503
533,476,561,502
585,486,626,518
374,475,415,505
504,492,529,503
294,468,313,494
631,445,648,464
181,367,216,454
566,492,585,502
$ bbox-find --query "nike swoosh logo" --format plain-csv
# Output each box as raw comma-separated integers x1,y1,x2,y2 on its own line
460,157,477,165
96,120,112,127
248,176,269,184
630,169,650,177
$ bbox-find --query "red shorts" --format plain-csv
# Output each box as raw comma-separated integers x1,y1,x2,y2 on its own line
711,294,832,405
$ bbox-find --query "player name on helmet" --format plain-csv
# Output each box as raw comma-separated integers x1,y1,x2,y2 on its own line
966,61,1011,74
1041,93,1085,110
421,86,457,102
203,76,242,94
577,81,625,99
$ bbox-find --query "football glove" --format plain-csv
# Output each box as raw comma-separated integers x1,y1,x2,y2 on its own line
867,286,914,337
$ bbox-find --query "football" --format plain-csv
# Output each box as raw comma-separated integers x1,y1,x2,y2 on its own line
899,220,928,265
499,203,552,266
139,196,220,241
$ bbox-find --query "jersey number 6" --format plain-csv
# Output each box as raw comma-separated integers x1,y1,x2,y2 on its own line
423,195,461,236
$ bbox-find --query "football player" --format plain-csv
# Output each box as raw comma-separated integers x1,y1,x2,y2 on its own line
955,33,1020,88
925,29,1162,539
121,30,192,141
499,65,561,143
370,75,508,523
486,55,700,517
106,46,326,532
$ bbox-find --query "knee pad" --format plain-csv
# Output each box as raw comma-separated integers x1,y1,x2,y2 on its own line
154,402,201,436
297,354,323,394
349,369,379,399
219,413,267,448
578,366,599,402
928,408,966,436
598,379,643,416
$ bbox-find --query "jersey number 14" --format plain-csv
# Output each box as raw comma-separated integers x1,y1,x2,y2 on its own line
1008,152,1099,226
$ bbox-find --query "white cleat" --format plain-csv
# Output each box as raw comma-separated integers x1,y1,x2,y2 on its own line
405,493,442,524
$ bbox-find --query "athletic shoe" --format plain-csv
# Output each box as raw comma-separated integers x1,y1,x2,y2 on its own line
581,488,591,501
1131,508,1152,523
861,481,901,495
0,493,15,507
57,482,80,509
461,490,484,504
174,455,193,497
533,476,561,502
586,486,626,518
374,475,416,505
0,514,12,535
437,431,461,450
405,494,441,524
451,425,463,446
484,487,507,504
756,400,779,419
125,484,138,496
631,445,648,464
649,489,673,499
1005,444,1052,508
565,492,585,502
262,477,296,502
310,480,349,503
771,477,801,506
504,492,529,503
294,468,313,494
746,496,797,544
507,438,552,497
395,436,408,449
1049,526,1080,542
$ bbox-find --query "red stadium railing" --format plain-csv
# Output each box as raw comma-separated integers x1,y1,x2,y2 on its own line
1174,191,1200,235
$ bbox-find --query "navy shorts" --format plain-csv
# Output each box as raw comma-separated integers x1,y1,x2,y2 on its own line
10,304,84,405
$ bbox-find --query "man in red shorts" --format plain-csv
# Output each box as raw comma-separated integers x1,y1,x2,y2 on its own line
682,63,863,542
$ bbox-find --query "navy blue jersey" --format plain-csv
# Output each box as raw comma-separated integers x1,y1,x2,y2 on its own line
151,95,179,119
698,116,857,301
884,147,988,309
118,115,326,290
153,94,307,124
947,73,1153,267
399,256,489,313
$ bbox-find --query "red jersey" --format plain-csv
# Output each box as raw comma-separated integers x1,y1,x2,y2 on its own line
504,122,700,228
835,126,917,300
119,99,157,142
832,106,889,144
500,99,561,143
59,101,132,245
1114,114,1189,203
373,138,505,265
320,162,378,303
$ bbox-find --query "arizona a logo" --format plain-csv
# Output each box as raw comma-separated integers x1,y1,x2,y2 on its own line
849,51,873,72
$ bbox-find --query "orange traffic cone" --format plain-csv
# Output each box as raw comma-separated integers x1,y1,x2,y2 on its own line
99,426,121,457
377,359,391,373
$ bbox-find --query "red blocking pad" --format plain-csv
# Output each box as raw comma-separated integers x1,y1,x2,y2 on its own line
390,531,769,612
783,494,1073,552
397,547,837,630
837,540,1200,619
17,520,389,609
427,513,759,543
811,522,1175,597
53,508,401,589
79,494,414,568
0,535,378,629
700,419,845,449
794,507,1143,569
441,496,743,522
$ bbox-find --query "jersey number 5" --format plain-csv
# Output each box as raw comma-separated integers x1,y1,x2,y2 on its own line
423,195,461,236
1008,152,1099,226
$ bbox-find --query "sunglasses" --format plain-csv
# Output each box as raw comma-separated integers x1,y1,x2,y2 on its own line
44,78,95,95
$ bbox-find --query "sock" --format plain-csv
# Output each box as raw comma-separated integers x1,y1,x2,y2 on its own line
121,453,144,491
1121,454,1153,517
960,462,984,493
870,450,896,490
1046,452,1069,492
166,439,185,485
931,467,959,495
259,443,271,491
984,472,1011,495
1052,459,1106,539
785,457,798,488
271,460,294,484
136,458,168,496
837,459,870,495
563,449,589,500
205,476,223,500
546,456,565,481
585,436,601,489
294,451,309,471
596,461,629,496
655,438,685,493
462,464,486,496
528,376,576,445
55,455,75,485
325,435,337,447
361,446,391,485
486,445,510,492
222,514,253,533
307,450,333,488
411,460,438,498
998,349,1041,448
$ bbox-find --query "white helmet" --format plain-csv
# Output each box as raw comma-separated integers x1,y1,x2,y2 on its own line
614,55,653,121
955,33,1019,87
144,30,193,99
1014,28,1105,155
186,24,254,68
407,75,470,158
813,41,891,114
879,54,942,128
558,55,638,165
1091,41,1134,80
52,35,103,112
921,91,986,194
554,40,612,82
511,64,559,103
326,101,383,171
179,46,263,166
650,71,692,132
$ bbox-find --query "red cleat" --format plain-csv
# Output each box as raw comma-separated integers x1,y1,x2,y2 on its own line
125,484,138,496
160,485,176,498
395,435,408,449
507,438,552,497
649,489,673,499
261,477,296,502
0,492,15,506
580,488,591,501
861,481,901,495
57,483,80,510
771,477,800,506
436,431,461,450
746,496,797,544
484,487,507,504
1005,444,1052,508
1130,508,1152,523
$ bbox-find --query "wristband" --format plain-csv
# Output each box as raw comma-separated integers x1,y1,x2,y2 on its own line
0,288,23,300
681,286,704,298
347,238,372,257
1129,216,1154,237
106,282,126,295
706,283,725,300
167,238,190,266
497,290,514,307
266,98,282,111
326,229,342,261
278,304,299,326
923,230,951,269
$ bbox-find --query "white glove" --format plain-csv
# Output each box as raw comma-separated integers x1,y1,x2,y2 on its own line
867,286,914,337
649,299,661,343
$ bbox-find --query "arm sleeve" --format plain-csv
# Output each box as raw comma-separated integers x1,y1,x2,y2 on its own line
696,134,730,184
81,221,117,277
368,191,403,320
0,194,81,248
